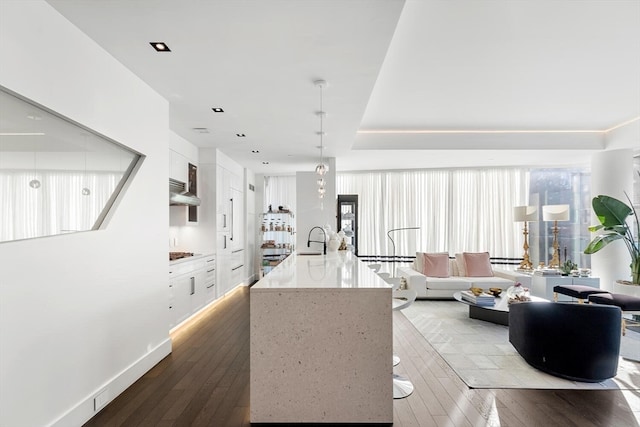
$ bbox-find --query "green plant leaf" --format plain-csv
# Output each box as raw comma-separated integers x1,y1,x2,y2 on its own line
592,195,633,227
584,233,623,254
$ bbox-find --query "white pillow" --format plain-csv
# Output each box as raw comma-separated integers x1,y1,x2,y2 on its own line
413,252,426,272
455,253,467,277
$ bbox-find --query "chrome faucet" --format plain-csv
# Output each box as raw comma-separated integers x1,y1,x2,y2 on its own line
307,226,327,255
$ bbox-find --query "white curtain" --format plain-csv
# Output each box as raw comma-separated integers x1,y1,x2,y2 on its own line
263,175,296,213
336,168,529,259
0,170,120,242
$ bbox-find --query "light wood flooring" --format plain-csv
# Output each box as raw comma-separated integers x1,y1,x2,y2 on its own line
84,286,640,426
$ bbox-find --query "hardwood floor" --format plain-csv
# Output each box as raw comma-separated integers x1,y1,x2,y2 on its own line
84,286,640,426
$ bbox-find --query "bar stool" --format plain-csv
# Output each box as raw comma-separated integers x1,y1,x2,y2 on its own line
378,273,403,365
392,288,417,399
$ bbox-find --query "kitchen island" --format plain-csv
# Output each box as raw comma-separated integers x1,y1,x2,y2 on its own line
250,251,393,424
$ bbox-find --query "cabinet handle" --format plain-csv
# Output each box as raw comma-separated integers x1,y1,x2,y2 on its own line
230,198,234,241
207,268,215,273
206,283,215,289
224,235,227,249
190,277,195,295
232,249,243,254
206,258,215,263
232,265,243,271
223,214,227,228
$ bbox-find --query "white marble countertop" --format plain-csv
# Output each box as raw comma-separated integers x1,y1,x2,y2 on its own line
252,251,391,289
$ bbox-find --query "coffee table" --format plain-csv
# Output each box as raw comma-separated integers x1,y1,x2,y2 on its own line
453,291,548,326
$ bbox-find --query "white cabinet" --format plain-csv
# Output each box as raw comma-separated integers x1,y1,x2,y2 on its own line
216,166,231,232
530,275,600,301
230,187,244,252
216,166,244,295
200,150,248,297
204,254,216,303
169,149,190,183
168,256,210,330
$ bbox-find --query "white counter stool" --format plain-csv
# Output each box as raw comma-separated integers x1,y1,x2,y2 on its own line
378,273,404,364
392,288,417,399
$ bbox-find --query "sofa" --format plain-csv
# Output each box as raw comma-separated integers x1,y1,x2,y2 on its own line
509,301,621,382
397,252,532,299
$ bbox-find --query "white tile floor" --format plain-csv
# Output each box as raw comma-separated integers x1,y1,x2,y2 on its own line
402,300,640,390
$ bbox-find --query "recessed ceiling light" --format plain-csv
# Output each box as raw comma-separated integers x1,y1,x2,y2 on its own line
236,133,246,138
192,128,209,133
149,42,171,52
211,107,224,113
262,161,269,165
251,150,260,154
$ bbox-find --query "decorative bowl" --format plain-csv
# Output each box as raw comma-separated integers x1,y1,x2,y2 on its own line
488,287,502,297
469,287,483,296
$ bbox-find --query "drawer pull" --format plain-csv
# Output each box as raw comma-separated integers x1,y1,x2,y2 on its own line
232,249,244,254
206,283,215,289
207,268,215,273
232,265,244,271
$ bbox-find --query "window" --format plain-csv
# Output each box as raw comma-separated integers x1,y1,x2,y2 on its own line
0,87,142,242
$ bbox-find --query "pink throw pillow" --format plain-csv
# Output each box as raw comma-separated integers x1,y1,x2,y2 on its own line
422,253,450,278
463,252,494,277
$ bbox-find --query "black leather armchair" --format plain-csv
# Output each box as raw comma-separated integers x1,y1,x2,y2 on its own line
509,302,621,382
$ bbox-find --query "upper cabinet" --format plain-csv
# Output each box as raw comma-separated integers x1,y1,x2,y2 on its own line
169,149,189,183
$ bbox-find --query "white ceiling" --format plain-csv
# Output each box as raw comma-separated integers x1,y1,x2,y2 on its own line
47,0,640,174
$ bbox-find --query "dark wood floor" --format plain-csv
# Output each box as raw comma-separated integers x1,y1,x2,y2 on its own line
85,286,640,426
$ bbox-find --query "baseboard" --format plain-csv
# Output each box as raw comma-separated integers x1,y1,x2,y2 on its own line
50,338,172,427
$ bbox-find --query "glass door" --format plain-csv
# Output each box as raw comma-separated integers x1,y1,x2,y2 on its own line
337,194,358,255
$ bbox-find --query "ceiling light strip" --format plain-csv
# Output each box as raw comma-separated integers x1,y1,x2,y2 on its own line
357,129,603,134
604,116,640,133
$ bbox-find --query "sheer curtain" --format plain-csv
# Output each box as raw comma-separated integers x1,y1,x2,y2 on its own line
337,168,529,259
263,175,296,212
0,170,120,242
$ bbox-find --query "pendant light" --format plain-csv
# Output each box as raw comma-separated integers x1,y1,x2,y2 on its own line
82,134,91,196
29,151,41,189
314,79,328,199
28,113,41,189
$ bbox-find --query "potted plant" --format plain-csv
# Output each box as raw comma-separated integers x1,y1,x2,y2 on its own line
584,193,639,288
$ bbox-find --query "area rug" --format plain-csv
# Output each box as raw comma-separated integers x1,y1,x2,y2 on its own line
401,300,640,390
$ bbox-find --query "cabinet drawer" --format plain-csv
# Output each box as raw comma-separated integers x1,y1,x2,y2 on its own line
205,265,216,282
169,257,205,278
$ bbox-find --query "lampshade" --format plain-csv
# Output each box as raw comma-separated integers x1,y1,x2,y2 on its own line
513,205,538,222
542,204,570,221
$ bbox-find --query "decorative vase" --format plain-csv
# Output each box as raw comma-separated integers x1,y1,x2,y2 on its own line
614,280,640,298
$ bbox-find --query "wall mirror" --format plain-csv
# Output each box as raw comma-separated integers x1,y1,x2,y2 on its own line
0,86,143,243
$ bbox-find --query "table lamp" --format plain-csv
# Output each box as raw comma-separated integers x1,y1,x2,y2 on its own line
542,204,570,269
513,205,537,270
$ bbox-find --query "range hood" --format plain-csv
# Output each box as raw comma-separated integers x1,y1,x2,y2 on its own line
169,178,201,206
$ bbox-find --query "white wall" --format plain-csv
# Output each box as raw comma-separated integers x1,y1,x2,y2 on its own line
296,158,337,251
591,148,634,290
589,117,639,289
0,2,170,426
